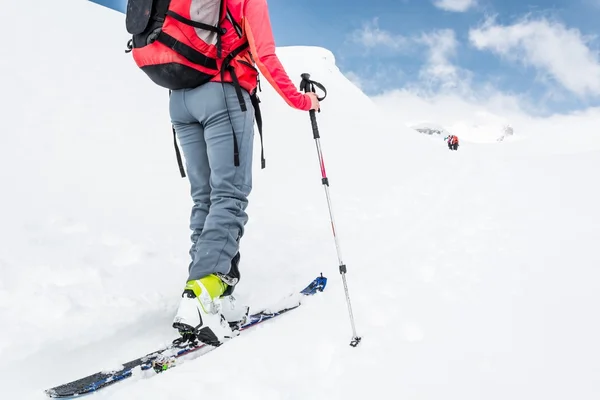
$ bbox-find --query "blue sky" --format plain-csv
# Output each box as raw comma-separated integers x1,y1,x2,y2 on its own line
266,0,600,113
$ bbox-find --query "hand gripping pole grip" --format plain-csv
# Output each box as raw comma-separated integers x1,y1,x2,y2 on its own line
300,73,327,139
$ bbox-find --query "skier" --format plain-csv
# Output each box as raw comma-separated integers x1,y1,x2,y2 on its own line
165,0,321,346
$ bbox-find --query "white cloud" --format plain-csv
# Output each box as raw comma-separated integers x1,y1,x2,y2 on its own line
350,18,410,50
469,17,600,97
416,29,466,90
350,23,469,92
348,15,600,131
433,0,477,12
343,64,406,93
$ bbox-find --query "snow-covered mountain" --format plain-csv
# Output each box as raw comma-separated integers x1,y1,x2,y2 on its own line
1,1,600,399
411,121,514,144
374,90,517,144
445,119,514,143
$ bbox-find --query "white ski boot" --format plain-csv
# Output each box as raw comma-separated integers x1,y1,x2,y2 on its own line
172,274,232,346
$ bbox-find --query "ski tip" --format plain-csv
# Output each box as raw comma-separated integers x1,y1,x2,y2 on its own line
300,274,327,295
315,274,327,292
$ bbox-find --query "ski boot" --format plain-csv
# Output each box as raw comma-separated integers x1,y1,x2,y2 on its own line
172,274,232,347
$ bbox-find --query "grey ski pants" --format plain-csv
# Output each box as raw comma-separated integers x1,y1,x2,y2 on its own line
169,82,254,281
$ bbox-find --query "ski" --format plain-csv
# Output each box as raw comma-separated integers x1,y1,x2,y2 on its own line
45,275,327,398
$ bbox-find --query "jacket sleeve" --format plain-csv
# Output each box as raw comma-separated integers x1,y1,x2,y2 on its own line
243,0,311,111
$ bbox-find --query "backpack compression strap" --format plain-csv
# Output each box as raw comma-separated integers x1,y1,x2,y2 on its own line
250,93,265,169
228,64,265,170
224,8,265,169
164,10,227,57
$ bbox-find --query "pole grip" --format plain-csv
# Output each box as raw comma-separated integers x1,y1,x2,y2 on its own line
300,74,327,101
300,73,327,140
309,110,320,139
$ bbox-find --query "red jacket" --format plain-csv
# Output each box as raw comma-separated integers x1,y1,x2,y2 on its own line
213,0,312,111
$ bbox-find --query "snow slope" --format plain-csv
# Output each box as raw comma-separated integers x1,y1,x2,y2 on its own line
1,1,600,399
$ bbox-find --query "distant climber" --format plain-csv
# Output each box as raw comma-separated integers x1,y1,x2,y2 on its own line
446,135,459,151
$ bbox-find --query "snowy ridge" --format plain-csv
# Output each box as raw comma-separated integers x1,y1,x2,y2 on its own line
409,118,514,144
1,0,600,399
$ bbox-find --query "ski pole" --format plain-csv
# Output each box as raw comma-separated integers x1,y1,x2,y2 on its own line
299,73,361,347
